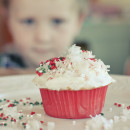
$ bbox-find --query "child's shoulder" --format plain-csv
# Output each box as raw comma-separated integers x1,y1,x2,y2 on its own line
0,52,26,68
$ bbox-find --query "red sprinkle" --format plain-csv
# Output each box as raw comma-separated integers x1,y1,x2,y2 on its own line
3,117,6,120
51,65,57,70
40,62,44,64
52,57,57,61
38,72,43,77
127,106,130,110
49,61,55,66
48,77,54,80
114,103,118,106
6,100,10,102
118,104,122,107
20,100,23,102
82,50,88,53
46,60,50,63
89,58,96,62
14,119,16,122
26,98,31,100
0,113,4,117
61,57,65,61
55,58,59,62
8,104,14,107
40,128,43,130
40,121,44,124
31,112,35,115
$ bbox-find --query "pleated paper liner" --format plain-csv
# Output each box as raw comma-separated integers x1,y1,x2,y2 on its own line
40,86,108,119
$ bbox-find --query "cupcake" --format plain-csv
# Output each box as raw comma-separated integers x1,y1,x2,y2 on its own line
33,45,114,119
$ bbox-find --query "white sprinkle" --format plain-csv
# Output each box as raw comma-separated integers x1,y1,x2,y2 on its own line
109,108,112,112
109,119,113,124
37,114,41,117
120,116,127,122
85,125,90,130
114,116,119,123
72,121,76,125
122,104,125,108
47,122,55,130
30,115,33,118
26,124,30,129
81,73,85,78
39,70,43,73
18,113,21,116
122,109,130,116
27,115,30,118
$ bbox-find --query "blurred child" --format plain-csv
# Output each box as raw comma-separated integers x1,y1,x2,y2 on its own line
0,0,88,68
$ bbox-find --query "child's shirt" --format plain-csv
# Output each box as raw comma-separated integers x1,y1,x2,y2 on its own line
0,53,26,68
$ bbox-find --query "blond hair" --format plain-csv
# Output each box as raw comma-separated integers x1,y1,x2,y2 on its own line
2,0,89,14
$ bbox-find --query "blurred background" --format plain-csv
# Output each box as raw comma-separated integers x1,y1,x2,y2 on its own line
0,0,130,75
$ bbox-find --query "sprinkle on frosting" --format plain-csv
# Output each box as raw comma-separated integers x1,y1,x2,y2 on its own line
33,44,114,90
36,57,66,77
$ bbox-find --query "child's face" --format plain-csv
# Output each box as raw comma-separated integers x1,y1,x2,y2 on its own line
8,0,84,67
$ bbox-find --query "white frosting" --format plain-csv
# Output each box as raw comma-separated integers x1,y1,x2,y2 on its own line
33,45,114,90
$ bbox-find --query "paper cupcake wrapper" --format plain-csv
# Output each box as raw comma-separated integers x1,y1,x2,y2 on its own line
40,86,108,119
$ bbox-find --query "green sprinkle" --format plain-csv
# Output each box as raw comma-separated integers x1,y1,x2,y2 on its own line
0,118,2,120
48,65,51,70
60,57,63,60
34,101,39,105
19,115,23,120
40,64,43,67
29,102,34,105
4,99,6,101
24,126,26,129
19,117,22,120
22,123,25,125
14,100,19,104
41,102,43,105
4,123,7,126
23,103,26,106
13,104,16,107
0,100,2,102
100,113,104,116
42,69,46,73
0,108,2,111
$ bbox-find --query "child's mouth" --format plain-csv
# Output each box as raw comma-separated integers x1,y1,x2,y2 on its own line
33,48,52,55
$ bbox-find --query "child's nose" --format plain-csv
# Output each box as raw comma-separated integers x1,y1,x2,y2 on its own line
35,25,51,43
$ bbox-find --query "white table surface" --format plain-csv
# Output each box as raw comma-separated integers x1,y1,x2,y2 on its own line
0,74,130,130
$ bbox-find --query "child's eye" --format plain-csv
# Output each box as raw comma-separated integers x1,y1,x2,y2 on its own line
52,18,64,25
21,18,35,25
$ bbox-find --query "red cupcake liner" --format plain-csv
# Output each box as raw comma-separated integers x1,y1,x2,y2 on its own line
40,86,108,119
